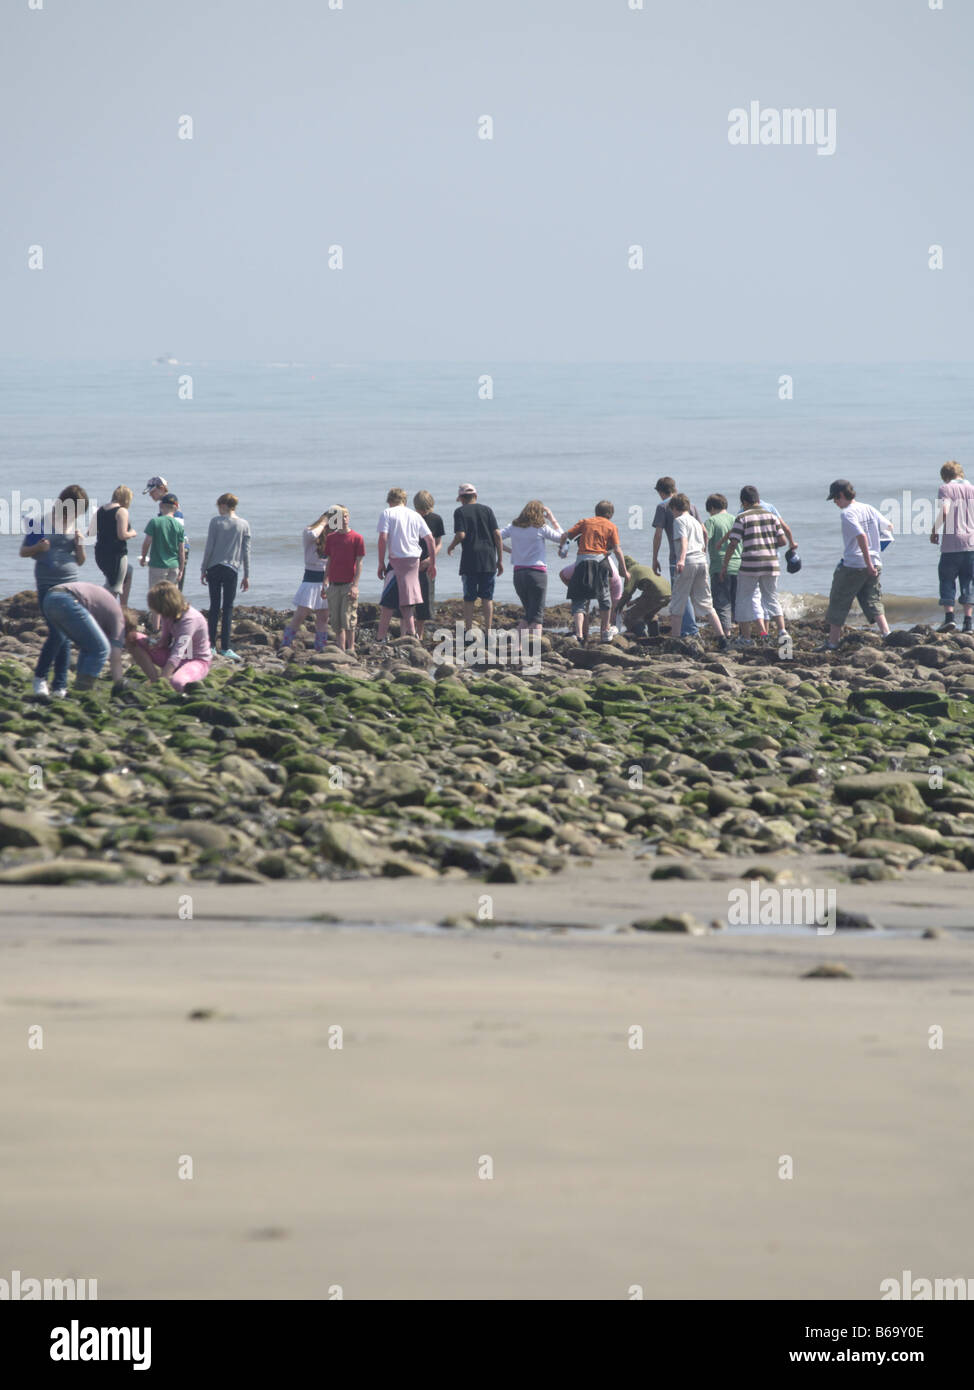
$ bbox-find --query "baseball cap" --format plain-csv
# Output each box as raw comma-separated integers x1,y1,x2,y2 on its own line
160,492,179,506
826,479,853,500
457,482,477,496
143,476,168,494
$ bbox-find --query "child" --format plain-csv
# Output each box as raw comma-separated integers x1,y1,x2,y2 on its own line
501,500,563,635
667,494,728,648
704,494,740,638
126,582,212,692
20,485,88,698
558,501,629,643
200,492,252,658
320,505,365,652
40,578,125,691
140,493,186,629
93,485,137,602
281,511,332,651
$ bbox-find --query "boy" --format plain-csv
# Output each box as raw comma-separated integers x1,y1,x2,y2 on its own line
704,494,740,636
447,483,502,633
821,480,892,650
559,501,629,643
321,505,365,652
652,476,701,637
931,460,974,633
141,493,186,630
719,486,788,646
144,476,189,589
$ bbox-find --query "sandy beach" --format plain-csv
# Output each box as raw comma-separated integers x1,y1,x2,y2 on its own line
2,861,972,1301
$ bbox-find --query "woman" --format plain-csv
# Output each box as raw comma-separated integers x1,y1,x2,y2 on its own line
40,578,125,692
376,488,434,640
667,493,728,649
127,581,212,692
93,486,137,602
20,484,88,698
500,501,562,634
280,510,332,651
200,492,252,658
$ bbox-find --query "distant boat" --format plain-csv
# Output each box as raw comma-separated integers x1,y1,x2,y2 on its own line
153,355,179,366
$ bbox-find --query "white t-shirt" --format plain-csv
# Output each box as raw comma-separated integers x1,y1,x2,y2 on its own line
674,513,706,561
500,522,561,568
377,505,431,560
841,501,890,568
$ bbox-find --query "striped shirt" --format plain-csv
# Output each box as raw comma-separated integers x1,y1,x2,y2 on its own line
727,507,787,574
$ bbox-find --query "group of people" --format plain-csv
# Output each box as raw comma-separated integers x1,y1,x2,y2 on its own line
20,476,248,698
17,464,974,694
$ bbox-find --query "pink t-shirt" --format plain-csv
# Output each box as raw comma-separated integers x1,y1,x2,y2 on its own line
938,479,974,553
159,607,211,664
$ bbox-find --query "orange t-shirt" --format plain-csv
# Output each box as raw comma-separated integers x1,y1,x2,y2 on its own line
567,516,620,555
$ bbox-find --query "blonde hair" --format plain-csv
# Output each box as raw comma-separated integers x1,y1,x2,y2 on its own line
387,487,407,507
217,492,239,510
414,490,434,513
941,460,964,482
147,581,188,620
111,485,133,507
513,500,545,528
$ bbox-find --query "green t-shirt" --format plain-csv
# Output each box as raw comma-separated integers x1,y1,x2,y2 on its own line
621,559,670,606
704,511,741,576
144,514,185,569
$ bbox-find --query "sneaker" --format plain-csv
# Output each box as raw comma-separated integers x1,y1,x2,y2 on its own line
51,687,68,699
938,618,957,633
733,637,754,648
279,627,295,648
964,617,973,633
220,648,240,660
816,641,839,652
607,625,619,639
32,677,49,698
717,636,730,652
599,632,614,643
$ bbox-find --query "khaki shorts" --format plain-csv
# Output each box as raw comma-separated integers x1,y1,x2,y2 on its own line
825,562,884,627
328,581,358,630
148,566,179,591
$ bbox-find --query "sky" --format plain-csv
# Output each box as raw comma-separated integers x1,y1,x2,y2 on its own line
2,0,971,362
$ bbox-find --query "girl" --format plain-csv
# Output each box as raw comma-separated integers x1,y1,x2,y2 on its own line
280,510,331,651
376,488,434,640
20,484,89,698
378,490,444,640
668,493,728,649
126,581,212,692
200,492,252,658
500,500,562,634
93,486,137,602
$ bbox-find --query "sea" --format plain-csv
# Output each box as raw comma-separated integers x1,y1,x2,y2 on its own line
3,360,971,622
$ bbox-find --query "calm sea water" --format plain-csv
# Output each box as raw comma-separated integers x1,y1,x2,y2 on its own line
3,361,971,618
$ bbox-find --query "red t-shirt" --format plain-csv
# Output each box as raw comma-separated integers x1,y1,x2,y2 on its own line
322,529,365,583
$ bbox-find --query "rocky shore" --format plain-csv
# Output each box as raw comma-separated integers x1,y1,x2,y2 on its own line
2,590,974,890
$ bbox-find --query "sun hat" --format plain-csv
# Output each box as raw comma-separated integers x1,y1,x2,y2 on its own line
457,483,477,497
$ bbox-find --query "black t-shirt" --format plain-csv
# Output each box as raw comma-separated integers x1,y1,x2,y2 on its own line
453,503,499,575
421,511,445,561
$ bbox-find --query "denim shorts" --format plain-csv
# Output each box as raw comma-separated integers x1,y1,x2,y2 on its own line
462,571,495,602
938,550,974,607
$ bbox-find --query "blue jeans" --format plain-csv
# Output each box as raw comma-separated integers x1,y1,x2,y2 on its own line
36,584,72,689
938,550,974,608
711,571,737,634
41,590,110,678
670,564,698,636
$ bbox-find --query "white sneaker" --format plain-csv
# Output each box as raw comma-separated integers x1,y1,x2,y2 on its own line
51,687,68,699
32,677,49,697
607,625,619,639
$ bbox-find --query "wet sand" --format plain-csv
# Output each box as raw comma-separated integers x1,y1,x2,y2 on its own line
2,861,972,1300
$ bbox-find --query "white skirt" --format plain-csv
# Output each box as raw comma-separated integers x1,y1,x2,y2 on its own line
293,579,328,611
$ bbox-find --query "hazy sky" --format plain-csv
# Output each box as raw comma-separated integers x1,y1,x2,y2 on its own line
2,0,970,362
